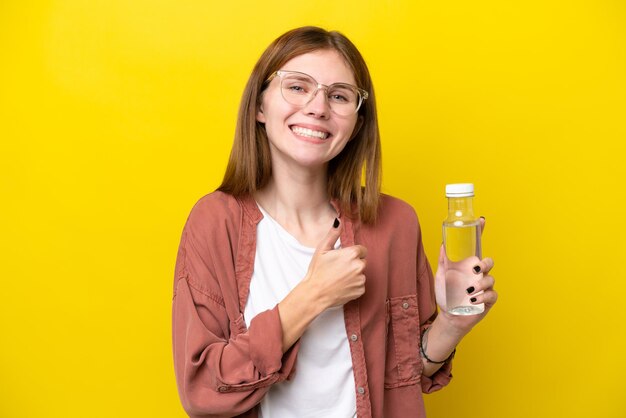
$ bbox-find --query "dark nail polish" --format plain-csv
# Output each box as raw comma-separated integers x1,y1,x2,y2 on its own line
470,297,477,303
466,286,475,294
473,265,481,274
333,218,340,228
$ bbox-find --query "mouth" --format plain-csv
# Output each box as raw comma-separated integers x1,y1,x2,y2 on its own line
290,125,330,140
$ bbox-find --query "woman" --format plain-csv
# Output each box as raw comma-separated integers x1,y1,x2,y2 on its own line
172,26,497,418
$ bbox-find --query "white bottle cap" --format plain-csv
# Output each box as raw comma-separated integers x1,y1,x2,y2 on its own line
446,183,474,197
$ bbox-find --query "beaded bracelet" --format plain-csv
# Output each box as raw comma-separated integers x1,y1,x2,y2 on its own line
420,328,456,364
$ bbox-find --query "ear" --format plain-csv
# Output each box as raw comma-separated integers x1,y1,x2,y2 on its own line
349,115,364,141
256,106,266,124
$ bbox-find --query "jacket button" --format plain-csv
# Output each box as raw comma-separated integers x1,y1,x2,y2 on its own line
402,301,410,309
357,386,365,395
350,334,358,342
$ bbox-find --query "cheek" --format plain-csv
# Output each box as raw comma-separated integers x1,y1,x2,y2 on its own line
352,116,364,138
339,118,359,140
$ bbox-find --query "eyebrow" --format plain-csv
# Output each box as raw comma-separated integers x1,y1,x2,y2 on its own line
288,74,312,82
281,70,356,87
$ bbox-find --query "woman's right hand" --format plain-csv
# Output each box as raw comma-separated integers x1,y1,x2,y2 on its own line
278,219,367,352
302,219,368,310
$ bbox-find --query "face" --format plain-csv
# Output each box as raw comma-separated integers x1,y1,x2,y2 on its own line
256,49,360,171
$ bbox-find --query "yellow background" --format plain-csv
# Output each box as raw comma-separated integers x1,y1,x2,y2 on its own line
1,1,625,417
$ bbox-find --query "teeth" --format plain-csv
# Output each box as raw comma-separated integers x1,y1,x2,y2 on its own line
291,126,329,139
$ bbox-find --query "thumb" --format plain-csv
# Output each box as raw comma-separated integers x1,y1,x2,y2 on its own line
438,243,448,271
435,244,448,311
316,218,342,253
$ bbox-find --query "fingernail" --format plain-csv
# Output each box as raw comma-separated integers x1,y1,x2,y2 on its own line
470,297,477,303
480,216,485,220
466,286,475,294
333,218,340,228
473,265,481,274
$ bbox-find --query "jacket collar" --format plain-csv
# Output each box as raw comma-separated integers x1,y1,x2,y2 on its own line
237,193,346,224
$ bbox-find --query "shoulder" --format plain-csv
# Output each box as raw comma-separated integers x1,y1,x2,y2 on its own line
378,194,418,221
358,193,420,241
184,191,244,233
376,193,419,231
190,190,241,216
357,194,423,263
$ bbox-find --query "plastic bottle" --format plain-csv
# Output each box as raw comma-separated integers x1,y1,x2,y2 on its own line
443,183,485,315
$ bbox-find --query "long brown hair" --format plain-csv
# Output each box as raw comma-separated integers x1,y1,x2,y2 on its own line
218,26,382,223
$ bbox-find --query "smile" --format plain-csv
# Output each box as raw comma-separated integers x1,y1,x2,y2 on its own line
290,125,330,140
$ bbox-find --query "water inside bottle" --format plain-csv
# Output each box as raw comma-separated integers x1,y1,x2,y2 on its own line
443,223,485,315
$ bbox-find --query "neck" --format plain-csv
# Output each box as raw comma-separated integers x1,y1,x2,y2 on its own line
257,172,330,217
254,160,336,233
446,197,475,221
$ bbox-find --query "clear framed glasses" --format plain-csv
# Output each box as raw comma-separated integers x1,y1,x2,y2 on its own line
266,70,369,116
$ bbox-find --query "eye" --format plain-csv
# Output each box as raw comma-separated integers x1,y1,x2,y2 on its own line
328,86,356,104
283,77,313,95
288,84,306,93
329,93,349,103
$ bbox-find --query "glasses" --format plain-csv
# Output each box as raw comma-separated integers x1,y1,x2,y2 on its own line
266,70,369,116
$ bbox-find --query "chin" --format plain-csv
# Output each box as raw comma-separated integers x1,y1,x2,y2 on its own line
288,151,332,168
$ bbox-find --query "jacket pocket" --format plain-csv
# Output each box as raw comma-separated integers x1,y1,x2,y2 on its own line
384,294,423,388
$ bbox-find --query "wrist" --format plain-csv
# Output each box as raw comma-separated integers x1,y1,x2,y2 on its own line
294,279,327,317
278,280,327,352
429,315,467,348
421,327,456,364
436,312,472,339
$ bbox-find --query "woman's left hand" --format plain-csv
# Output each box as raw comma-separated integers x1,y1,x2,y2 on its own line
434,217,498,335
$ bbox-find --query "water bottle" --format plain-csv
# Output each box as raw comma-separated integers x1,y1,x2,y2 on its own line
443,183,484,315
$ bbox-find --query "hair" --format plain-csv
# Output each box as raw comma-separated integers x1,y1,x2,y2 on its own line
217,26,382,224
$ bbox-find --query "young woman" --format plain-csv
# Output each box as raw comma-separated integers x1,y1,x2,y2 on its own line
172,26,497,418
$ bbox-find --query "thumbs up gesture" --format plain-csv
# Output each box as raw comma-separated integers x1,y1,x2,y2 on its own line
277,218,368,351
302,218,368,309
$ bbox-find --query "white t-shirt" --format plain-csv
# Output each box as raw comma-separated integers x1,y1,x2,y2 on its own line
244,205,357,418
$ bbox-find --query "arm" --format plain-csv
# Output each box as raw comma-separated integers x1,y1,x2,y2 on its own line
172,200,300,418
278,219,367,352
173,277,297,417
419,218,498,382
415,255,456,392
173,202,366,417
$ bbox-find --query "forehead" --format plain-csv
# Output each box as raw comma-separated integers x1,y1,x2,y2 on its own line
281,50,356,85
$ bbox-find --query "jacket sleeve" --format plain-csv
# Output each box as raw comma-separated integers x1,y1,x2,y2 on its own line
172,201,299,417
415,217,453,394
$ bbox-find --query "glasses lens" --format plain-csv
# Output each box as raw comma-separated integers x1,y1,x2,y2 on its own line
281,73,316,107
327,84,359,116
280,72,362,116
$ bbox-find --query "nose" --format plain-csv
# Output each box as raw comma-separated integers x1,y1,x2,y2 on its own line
302,87,330,119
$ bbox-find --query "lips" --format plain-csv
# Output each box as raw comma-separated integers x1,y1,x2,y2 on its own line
290,125,330,140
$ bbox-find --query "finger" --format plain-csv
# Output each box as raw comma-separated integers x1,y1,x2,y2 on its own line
479,217,486,236
316,217,343,252
351,244,368,259
356,258,367,273
470,289,498,306
472,257,494,275
357,273,367,286
467,274,495,295
354,275,367,297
